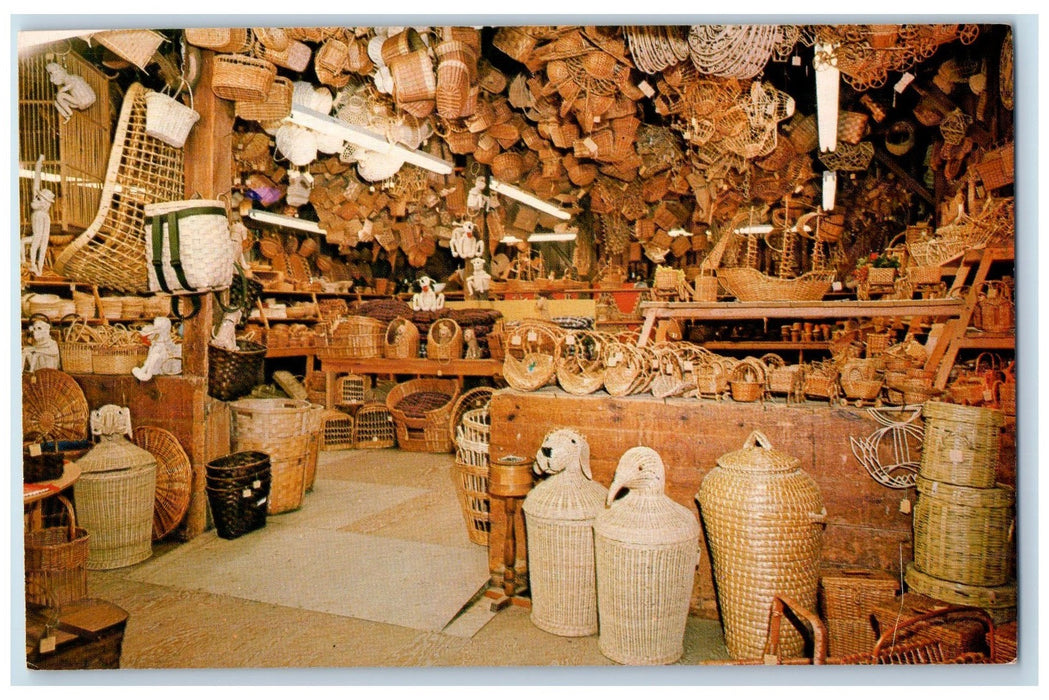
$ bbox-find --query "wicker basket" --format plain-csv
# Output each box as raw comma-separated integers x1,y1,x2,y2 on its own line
229,399,313,514
502,321,562,392
205,452,271,540
718,267,834,302
91,29,165,70
762,353,803,400
803,362,840,403
902,564,1016,626
319,408,354,451
819,567,900,658
383,317,420,359
352,402,396,449
386,378,460,453
595,447,699,665
841,365,884,402
57,316,95,374
697,432,826,660
211,53,277,103
208,340,266,401
235,76,293,122
453,407,492,546
729,356,766,403
144,88,200,148
920,401,1003,488
319,316,386,360
554,330,605,396
24,495,90,607
426,318,463,361
75,431,157,570
601,342,649,397
184,28,251,53
336,373,371,406
914,476,1014,587
523,429,608,637
694,356,732,400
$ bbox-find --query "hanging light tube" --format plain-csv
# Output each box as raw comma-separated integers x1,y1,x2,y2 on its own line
247,208,326,235
527,231,577,243
488,178,572,221
287,105,454,175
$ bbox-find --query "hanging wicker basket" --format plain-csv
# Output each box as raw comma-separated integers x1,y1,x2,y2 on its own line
211,54,277,103
144,86,200,148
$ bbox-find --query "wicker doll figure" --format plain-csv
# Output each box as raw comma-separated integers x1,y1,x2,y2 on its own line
450,221,484,259
133,317,183,381
22,318,60,372
24,155,55,277
46,62,96,121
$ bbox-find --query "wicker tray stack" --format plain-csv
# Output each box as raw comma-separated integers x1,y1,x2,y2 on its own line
909,401,1015,624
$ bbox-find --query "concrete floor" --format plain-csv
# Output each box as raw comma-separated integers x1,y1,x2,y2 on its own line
81,448,731,674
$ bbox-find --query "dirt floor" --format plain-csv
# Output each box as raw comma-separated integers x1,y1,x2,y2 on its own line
57,449,732,674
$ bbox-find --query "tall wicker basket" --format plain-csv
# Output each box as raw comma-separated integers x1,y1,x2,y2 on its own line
920,401,1004,488
594,447,699,664
523,429,608,637
454,407,492,546
229,398,314,514
697,431,826,660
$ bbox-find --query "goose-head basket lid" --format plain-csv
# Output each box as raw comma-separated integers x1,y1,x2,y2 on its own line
77,405,158,474
716,431,800,474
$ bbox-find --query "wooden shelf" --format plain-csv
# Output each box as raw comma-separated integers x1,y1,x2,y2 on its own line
955,333,1015,350
702,340,831,351
265,347,318,359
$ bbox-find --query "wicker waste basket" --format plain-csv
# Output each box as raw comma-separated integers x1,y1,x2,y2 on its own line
74,408,157,570
205,451,271,540
208,340,267,401
919,401,1004,488
594,446,699,665
913,476,1014,587
697,431,826,660
229,399,314,514
522,429,607,637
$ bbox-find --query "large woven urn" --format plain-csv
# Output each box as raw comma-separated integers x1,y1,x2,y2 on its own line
75,406,157,570
697,431,825,660
594,446,699,664
522,429,607,637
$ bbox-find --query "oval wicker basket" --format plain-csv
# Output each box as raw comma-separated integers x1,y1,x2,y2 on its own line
385,378,460,453
903,562,1016,625
320,315,386,360
211,54,277,103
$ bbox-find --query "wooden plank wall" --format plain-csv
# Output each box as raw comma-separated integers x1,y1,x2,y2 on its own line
488,390,1020,619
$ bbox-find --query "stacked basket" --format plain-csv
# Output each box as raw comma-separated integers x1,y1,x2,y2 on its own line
205,451,272,540
907,401,1015,623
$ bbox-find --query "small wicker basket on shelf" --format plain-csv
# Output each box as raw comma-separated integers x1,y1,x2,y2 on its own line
383,317,420,359
729,357,766,403
319,316,386,361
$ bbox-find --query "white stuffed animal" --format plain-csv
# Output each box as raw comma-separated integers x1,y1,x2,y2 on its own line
411,275,444,312
132,317,182,381
465,257,491,299
449,221,484,259
211,309,242,352
22,318,60,372
467,176,491,212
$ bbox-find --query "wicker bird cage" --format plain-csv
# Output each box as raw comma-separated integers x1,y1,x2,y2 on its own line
18,50,111,235
352,402,396,449
321,409,355,451
385,378,460,453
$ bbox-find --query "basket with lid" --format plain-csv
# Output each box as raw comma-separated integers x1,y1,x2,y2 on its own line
523,429,608,637
594,446,699,664
697,431,826,660
920,401,1004,488
913,476,1014,587
73,405,157,570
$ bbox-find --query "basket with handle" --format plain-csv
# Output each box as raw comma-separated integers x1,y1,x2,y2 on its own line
996,362,1016,416
89,323,150,375
502,320,562,392
762,352,803,401
211,53,277,103
841,364,884,402
694,354,733,400
729,357,766,403
184,27,251,53
144,199,235,295
554,329,606,396
144,82,200,149
975,281,1014,334
319,315,386,360
208,339,266,401
24,494,90,607
802,361,840,404
56,314,96,374
647,343,691,399
352,402,396,449
601,339,649,397
235,76,293,123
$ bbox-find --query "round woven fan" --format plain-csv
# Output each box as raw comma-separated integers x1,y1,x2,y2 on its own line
449,386,495,448
133,425,192,540
22,369,89,443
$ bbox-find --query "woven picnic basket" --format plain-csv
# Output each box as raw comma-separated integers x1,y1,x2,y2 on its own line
383,317,420,359
235,75,293,122
24,495,90,607
914,476,1014,587
819,567,900,658
697,431,826,660
554,329,605,396
229,398,313,514
208,339,266,401
523,429,607,637
385,378,460,453
211,53,277,103
426,318,463,361
320,315,386,360
920,401,1004,488
729,356,766,403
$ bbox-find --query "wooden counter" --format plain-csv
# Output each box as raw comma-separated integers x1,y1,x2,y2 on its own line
488,388,920,619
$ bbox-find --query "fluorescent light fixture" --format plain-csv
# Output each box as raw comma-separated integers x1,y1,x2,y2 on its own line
527,231,577,243
287,106,454,175
734,225,775,235
814,42,840,153
248,208,326,235
822,171,837,211
488,178,571,221
499,234,524,245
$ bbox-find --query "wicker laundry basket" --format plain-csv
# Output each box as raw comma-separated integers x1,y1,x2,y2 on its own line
229,398,314,514
523,429,608,637
205,451,271,540
595,447,699,664
697,431,826,660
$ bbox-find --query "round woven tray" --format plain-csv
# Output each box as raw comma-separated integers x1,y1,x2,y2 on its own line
133,426,192,541
22,369,89,444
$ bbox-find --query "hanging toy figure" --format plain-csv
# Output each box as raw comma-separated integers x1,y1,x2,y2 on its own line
132,317,183,381
466,176,490,212
46,62,96,122
411,275,445,312
25,155,55,277
22,317,61,372
465,256,491,300
449,221,484,259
